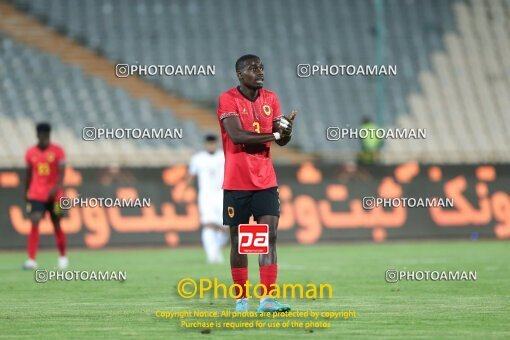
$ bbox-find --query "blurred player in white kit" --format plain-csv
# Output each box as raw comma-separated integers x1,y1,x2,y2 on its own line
185,134,229,263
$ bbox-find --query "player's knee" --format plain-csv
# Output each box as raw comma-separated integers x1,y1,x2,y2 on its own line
228,226,239,246
231,234,239,247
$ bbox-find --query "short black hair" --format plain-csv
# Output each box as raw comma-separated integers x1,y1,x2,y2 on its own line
235,54,260,72
361,116,373,125
36,122,51,133
205,134,217,142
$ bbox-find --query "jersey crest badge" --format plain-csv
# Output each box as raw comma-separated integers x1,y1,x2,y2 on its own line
46,152,55,162
263,105,271,116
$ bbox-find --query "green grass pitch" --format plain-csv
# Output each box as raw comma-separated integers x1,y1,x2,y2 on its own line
0,240,508,339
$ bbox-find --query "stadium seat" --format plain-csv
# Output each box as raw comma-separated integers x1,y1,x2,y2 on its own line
0,34,199,167
3,0,510,163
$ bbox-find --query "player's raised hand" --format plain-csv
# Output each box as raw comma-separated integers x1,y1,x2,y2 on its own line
280,111,297,137
287,110,297,122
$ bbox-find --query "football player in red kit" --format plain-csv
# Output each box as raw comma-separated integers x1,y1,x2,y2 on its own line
217,55,297,312
23,123,68,270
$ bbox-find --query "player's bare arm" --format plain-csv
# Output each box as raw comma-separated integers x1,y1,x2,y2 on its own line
222,115,279,145
25,165,32,199
48,162,65,200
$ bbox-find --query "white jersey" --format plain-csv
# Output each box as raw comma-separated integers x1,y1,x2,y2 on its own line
189,150,224,225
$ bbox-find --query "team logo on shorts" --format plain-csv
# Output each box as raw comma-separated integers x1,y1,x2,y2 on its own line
263,105,271,116
228,206,235,218
242,108,248,115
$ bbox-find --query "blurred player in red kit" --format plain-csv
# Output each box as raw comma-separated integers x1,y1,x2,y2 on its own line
217,55,297,312
23,123,68,270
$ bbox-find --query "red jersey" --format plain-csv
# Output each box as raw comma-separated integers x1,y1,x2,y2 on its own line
25,143,65,202
217,87,282,190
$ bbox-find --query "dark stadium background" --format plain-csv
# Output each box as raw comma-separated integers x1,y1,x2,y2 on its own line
0,0,508,248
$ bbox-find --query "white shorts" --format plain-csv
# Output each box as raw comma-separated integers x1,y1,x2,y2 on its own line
198,192,223,226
